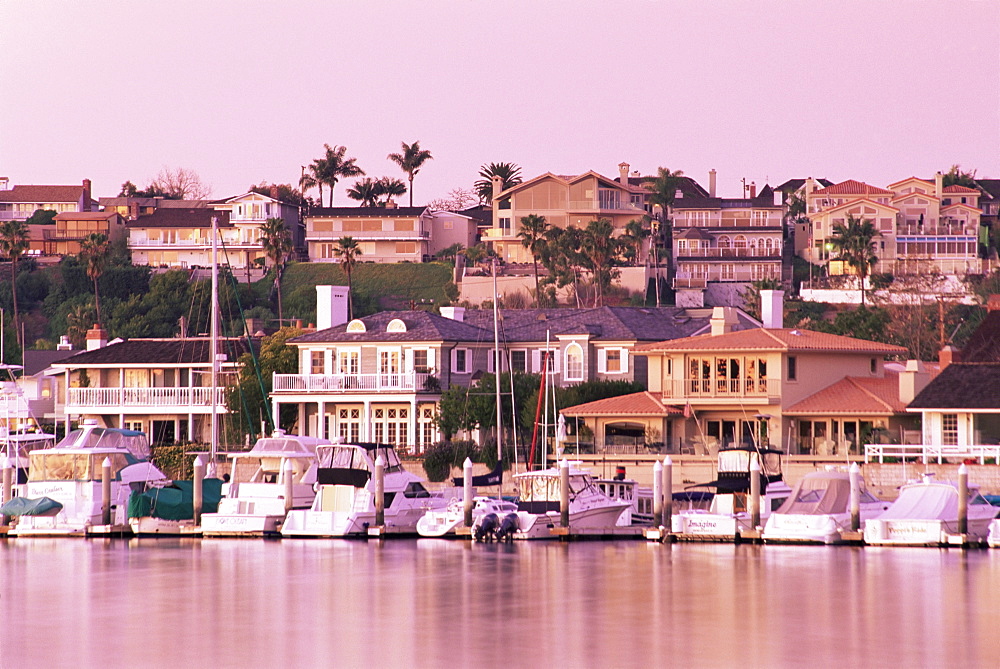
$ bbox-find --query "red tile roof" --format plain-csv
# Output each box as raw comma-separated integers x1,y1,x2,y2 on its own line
943,185,979,194
0,184,85,203
812,180,893,197
634,328,907,355
785,373,907,415
560,391,682,417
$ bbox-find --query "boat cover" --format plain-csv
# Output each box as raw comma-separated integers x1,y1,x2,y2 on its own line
452,460,504,487
774,472,854,515
1,496,63,517
876,484,997,521
127,479,223,520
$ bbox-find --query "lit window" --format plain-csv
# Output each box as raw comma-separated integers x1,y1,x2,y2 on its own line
942,414,958,446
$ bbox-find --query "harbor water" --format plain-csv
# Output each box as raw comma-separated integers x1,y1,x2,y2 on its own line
3,539,999,667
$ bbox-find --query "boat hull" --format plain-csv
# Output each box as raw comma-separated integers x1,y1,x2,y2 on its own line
865,516,994,546
201,513,285,537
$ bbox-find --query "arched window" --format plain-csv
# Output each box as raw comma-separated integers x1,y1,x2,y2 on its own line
565,343,584,381
735,235,747,249
718,236,731,248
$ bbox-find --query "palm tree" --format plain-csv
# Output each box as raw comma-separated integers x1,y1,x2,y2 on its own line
259,217,293,321
300,154,327,206
320,144,365,207
387,141,433,207
579,219,623,307
621,218,651,266
829,213,880,307
518,214,549,306
475,162,523,204
0,219,30,347
346,178,381,207
332,236,362,319
79,232,110,325
375,176,407,206
643,167,685,302
66,303,97,349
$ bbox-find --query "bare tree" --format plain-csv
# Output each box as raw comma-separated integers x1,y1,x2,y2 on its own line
152,167,212,199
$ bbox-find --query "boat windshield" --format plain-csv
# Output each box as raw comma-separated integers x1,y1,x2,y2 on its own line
28,452,131,482
317,445,401,472
55,427,151,461
518,473,592,502
717,449,781,477
249,437,318,456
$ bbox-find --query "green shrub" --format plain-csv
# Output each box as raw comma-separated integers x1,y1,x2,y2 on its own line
151,443,199,479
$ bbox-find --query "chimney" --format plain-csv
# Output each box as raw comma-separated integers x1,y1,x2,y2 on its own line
939,345,961,370
129,203,139,220
674,188,684,200
492,175,503,201
987,294,1000,312
385,199,398,209
56,335,73,351
619,162,630,185
773,189,782,206
178,315,188,337
0,177,8,190
898,359,930,405
270,185,280,200
82,179,92,212
315,285,350,330
709,169,717,198
761,289,785,329
805,177,816,196
86,324,108,351
749,182,757,199
440,306,466,322
935,171,943,201
710,307,738,336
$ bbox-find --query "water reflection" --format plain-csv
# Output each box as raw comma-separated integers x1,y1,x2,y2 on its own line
2,539,998,667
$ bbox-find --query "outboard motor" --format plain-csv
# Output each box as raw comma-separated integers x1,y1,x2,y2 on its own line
495,513,519,542
474,513,500,542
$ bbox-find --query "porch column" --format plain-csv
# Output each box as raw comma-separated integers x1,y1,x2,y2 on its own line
271,400,281,435
318,401,326,440
174,418,180,443
409,399,417,451
119,413,125,430
363,400,372,441
188,413,195,442
298,404,306,438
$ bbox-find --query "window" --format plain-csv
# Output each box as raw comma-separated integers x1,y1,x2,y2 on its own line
942,414,958,446
606,349,622,373
452,348,471,374
565,343,584,381
396,242,417,255
870,357,877,374
787,356,797,381
338,349,359,375
499,217,511,232
599,348,628,374
510,349,527,373
124,420,144,433
414,350,429,373
311,351,325,375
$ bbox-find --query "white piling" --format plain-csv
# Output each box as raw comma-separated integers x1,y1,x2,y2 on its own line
652,460,663,528
663,456,673,529
849,462,861,532
374,454,386,527
283,459,294,514
193,455,205,526
462,457,474,528
749,457,761,530
102,457,113,526
958,463,969,536
2,457,13,527
559,459,569,528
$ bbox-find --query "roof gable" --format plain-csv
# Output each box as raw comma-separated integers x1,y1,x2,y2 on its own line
635,327,906,355
813,180,893,197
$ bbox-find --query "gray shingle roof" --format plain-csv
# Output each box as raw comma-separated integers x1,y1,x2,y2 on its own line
52,339,248,366
908,363,1000,410
126,208,232,229
292,311,490,344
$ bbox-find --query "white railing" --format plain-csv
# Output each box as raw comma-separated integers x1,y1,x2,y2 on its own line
272,372,436,393
129,237,260,248
69,387,226,408
660,378,779,401
865,443,1000,465
306,229,428,240
676,246,781,258
677,218,781,228
566,200,645,212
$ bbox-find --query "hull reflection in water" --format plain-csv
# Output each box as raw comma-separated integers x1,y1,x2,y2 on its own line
1,540,997,667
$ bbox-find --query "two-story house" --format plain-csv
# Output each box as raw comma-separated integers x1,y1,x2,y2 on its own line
563,292,912,455
0,178,95,222
40,211,127,257
304,206,477,263
47,325,243,445
670,175,786,307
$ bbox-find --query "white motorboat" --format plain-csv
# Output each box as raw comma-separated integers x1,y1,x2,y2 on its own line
672,446,792,540
416,496,519,537
280,441,448,537
988,519,1000,548
6,420,166,537
477,462,632,540
762,469,890,544
2,430,56,493
865,476,999,546
594,467,654,526
200,431,328,537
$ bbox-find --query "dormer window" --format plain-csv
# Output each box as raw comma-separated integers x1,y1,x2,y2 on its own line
387,318,407,333
346,320,366,333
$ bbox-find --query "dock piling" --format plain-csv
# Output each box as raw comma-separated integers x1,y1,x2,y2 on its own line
560,459,569,529
749,458,761,530
193,455,205,526
663,456,673,530
849,462,861,532
463,457,473,527
652,460,663,528
2,457,12,527
283,459,294,514
102,457,112,526
374,454,385,528
958,463,968,536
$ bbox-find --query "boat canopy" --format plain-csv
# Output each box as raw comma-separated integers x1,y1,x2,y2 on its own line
317,443,402,472
774,472,878,515
877,483,992,521
55,427,151,461
244,436,325,458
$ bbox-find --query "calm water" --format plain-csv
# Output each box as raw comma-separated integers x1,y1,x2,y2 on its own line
2,538,999,668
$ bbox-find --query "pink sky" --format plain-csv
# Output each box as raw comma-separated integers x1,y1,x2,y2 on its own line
1,1,998,204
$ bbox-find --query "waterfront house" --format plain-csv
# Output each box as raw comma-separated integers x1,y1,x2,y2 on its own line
0,178,95,222
40,211,127,257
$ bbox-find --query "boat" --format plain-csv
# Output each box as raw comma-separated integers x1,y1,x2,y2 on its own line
200,430,328,537
128,477,225,536
593,467,655,526
988,519,1000,548
672,446,792,541
475,461,633,540
761,469,890,544
5,420,167,537
280,440,448,537
2,430,56,491
416,495,519,537
865,475,999,546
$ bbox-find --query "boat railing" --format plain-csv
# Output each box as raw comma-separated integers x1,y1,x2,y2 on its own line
865,443,1000,465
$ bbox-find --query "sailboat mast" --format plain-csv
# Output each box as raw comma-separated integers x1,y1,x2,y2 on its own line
209,215,220,477
492,259,503,491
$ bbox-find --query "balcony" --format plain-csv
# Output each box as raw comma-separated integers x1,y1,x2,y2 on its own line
306,229,429,241
896,224,975,237
272,372,438,393
660,378,780,402
129,235,261,248
676,217,781,229
676,246,782,259
673,267,781,288
566,200,645,213
68,387,226,411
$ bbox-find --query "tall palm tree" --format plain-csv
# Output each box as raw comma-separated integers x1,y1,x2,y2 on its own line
475,162,523,204
0,219,30,347
320,144,365,207
346,178,381,207
643,167,685,302
79,232,110,325
518,214,549,306
259,217,293,321
300,154,327,206
375,176,407,206
622,218,651,266
579,219,623,307
332,236,362,319
387,141,433,207
829,213,880,307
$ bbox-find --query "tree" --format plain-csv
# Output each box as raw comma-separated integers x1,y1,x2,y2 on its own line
475,162,523,204
319,144,365,207
829,213,880,307
375,176,407,206
578,219,623,307
621,218,651,266
24,209,57,226
259,217,293,322
0,219,30,346
435,243,464,264
346,178,381,207
119,180,170,198
65,303,97,348
460,243,491,269
942,164,978,189
332,236,362,320
387,141,433,207
429,188,477,212
299,155,326,207
78,232,110,324
518,214,549,306
227,326,304,437
151,167,212,199
643,167,685,300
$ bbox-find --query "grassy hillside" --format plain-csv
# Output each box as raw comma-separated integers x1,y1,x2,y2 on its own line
280,261,457,323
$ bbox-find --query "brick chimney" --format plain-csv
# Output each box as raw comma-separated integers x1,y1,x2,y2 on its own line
82,179,92,211
491,175,503,201
935,171,943,201
86,324,108,351
898,359,930,404
270,185,280,200
749,182,757,199
619,162,630,185
709,169,717,198
710,307,738,336
939,345,961,370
